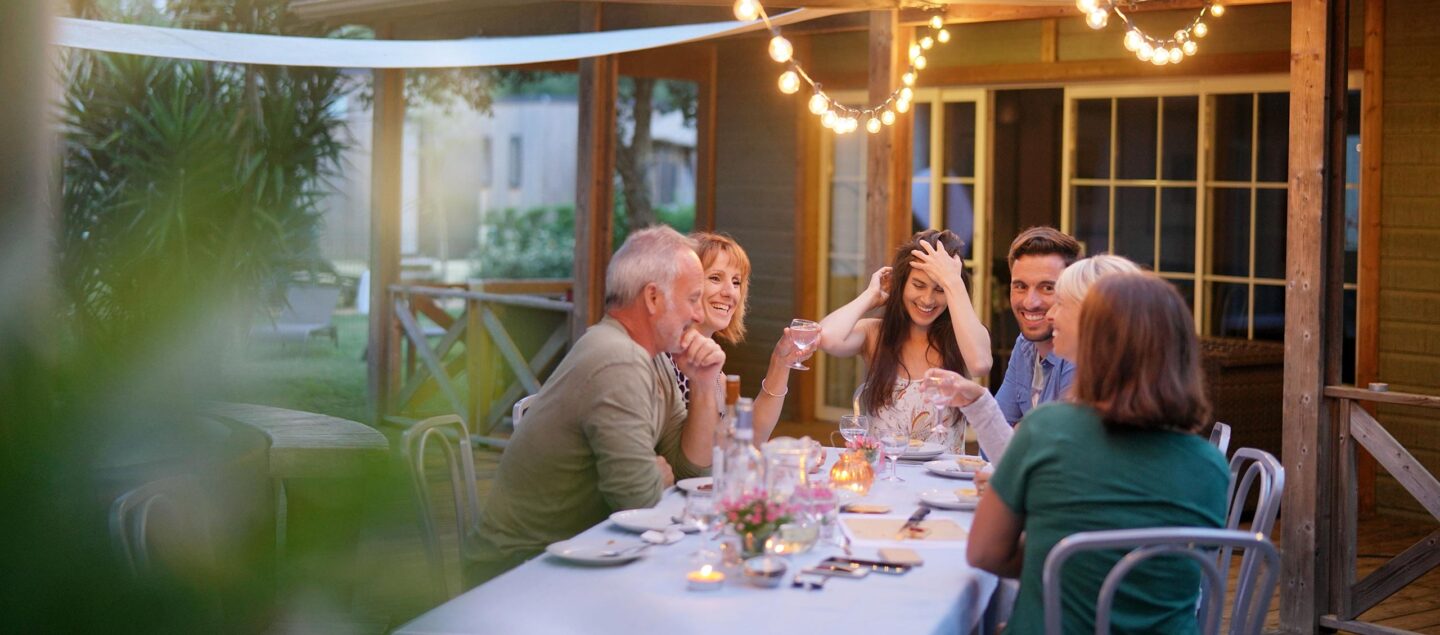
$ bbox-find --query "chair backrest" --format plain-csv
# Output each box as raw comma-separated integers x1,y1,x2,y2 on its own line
1042,527,1280,635
1209,422,1232,457
512,394,537,430
402,414,482,600
1214,446,1285,610
109,477,216,578
280,285,340,325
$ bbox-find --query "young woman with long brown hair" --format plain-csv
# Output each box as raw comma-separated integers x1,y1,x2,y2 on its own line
816,230,992,444
966,273,1228,634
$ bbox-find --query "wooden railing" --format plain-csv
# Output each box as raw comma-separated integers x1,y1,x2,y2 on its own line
1321,386,1440,635
386,280,572,447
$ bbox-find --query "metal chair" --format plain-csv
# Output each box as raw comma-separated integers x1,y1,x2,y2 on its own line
511,394,537,430
1214,447,1285,601
1209,421,1232,456
110,476,216,578
402,414,483,600
1042,527,1280,635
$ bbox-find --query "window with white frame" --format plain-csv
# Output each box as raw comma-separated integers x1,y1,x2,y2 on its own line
1063,78,1360,383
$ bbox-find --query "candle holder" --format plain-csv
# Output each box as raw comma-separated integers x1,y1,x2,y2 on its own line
742,556,787,588
686,564,725,591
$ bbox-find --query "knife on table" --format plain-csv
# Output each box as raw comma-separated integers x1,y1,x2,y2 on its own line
895,506,931,539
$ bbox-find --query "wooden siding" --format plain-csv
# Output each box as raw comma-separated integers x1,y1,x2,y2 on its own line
1376,0,1440,517
712,38,799,419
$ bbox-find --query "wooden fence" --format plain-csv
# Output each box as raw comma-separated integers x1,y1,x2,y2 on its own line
1321,386,1440,634
386,280,572,447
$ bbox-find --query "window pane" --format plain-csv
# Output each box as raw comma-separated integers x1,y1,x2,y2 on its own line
1346,187,1359,283
1162,96,1199,181
944,102,977,178
1166,278,1196,311
1253,284,1285,341
913,102,932,175
1256,92,1289,183
1343,288,1357,385
1073,186,1109,255
1209,282,1249,338
1075,99,1111,179
1114,186,1156,268
1213,94,1253,182
1159,187,1196,274
1254,189,1287,280
1210,187,1250,277
1116,97,1158,180
943,183,975,258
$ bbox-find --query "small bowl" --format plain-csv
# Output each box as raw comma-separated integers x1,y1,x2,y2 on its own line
742,556,788,588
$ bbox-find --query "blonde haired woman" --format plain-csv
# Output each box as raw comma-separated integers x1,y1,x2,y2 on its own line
927,254,1141,462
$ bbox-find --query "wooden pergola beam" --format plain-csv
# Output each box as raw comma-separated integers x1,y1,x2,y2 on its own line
367,24,405,424
572,4,617,342
864,9,911,277
1280,0,1349,630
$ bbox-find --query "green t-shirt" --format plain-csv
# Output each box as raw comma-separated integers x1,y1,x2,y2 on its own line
989,402,1228,635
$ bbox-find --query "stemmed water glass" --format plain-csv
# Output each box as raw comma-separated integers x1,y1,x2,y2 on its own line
682,490,720,560
837,414,868,444
873,417,909,482
787,319,821,370
922,368,967,454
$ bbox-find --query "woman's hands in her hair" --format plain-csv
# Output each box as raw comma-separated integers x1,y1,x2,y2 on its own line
864,266,893,308
770,327,815,368
910,240,967,295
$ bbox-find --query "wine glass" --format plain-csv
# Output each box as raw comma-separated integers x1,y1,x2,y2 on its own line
922,368,964,454
874,417,909,482
787,319,821,370
683,490,720,558
838,414,868,444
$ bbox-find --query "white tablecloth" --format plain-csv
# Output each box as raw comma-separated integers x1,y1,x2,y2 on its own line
396,450,999,635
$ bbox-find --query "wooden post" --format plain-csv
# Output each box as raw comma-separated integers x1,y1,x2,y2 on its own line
367,27,404,424
0,0,53,323
1355,0,1385,518
865,10,913,276
1281,0,1347,631
573,4,616,343
794,35,820,425
694,43,719,233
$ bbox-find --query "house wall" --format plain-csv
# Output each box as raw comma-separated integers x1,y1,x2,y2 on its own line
712,37,799,419
1375,0,1440,517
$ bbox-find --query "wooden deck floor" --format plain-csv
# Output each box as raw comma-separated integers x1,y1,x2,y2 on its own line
316,442,1440,634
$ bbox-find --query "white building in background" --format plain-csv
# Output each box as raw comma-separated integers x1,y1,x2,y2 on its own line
316,93,697,280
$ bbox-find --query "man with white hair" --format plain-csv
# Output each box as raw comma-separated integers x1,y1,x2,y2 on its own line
467,225,725,584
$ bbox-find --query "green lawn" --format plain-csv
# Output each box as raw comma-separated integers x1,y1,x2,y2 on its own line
222,312,372,424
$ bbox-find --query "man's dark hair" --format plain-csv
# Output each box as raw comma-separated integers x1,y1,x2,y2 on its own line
1007,226,1082,269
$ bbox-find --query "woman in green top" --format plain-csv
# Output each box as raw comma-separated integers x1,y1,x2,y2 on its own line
966,273,1229,634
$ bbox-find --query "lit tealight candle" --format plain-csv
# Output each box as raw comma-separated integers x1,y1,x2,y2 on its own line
687,564,725,591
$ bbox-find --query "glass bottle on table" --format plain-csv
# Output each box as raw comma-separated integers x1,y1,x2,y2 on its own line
711,374,741,491
719,398,764,502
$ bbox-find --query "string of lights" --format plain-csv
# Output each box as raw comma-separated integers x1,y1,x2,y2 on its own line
1077,0,1225,66
734,0,951,134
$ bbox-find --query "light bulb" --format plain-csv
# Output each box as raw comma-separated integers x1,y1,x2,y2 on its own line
1076,0,1098,12
881,109,896,126
1137,43,1154,61
808,93,828,115
1194,22,1208,38
914,55,927,69
902,72,916,86
1174,30,1189,42
921,36,934,50
937,29,951,43
1168,47,1183,63
867,117,882,134
1210,2,1225,17
909,44,921,60
844,117,858,133
1152,52,1168,66
769,36,793,63
1086,9,1109,29
733,0,759,21
821,110,838,129
930,15,943,30
778,71,800,94
1182,40,1198,55
896,98,911,114
900,87,914,102
1124,30,1143,52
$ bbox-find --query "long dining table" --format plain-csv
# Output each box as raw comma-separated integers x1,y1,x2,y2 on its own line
395,449,1001,635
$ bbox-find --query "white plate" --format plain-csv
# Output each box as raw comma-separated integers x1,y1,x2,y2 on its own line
923,460,976,479
900,442,945,459
677,477,714,494
919,488,980,511
609,509,680,533
545,539,647,565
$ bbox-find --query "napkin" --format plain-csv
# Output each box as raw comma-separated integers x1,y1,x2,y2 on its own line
841,517,968,542
641,528,685,545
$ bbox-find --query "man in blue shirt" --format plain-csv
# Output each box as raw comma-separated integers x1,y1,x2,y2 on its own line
993,227,1082,425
